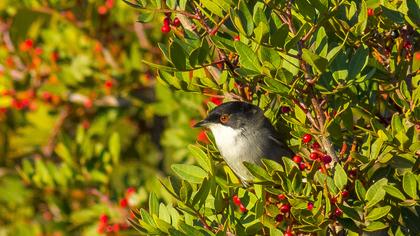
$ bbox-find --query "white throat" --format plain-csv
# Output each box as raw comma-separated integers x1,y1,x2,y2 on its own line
208,123,242,157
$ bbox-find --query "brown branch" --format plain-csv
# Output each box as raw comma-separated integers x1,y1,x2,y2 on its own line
42,106,70,157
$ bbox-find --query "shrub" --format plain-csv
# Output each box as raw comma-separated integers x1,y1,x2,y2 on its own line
125,0,420,235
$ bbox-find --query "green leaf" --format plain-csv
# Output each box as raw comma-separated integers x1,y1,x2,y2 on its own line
142,60,176,72
366,206,391,221
383,185,406,201
283,157,299,175
191,178,211,207
149,192,159,216
109,132,120,164
262,159,284,174
355,180,366,201
254,22,269,44
364,221,388,232
403,172,418,199
353,0,367,36
263,78,289,95
302,48,328,73
137,10,154,23
243,162,272,181
55,143,75,167
334,164,347,190
170,41,187,70
171,164,208,183
158,203,171,223
188,145,212,174
365,178,388,208
270,24,289,48
348,46,369,80
231,0,254,36
234,41,262,73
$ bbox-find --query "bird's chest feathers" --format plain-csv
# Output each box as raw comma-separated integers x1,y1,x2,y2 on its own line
209,124,249,159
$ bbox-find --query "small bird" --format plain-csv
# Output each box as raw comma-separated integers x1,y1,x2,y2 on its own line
194,101,294,184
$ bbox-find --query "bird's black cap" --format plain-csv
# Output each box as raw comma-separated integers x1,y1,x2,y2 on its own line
194,101,263,129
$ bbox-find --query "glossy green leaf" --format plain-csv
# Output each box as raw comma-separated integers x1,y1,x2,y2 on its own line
234,41,262,73
334,163,347,190
403,172,418,199
302,48,328,73
348,46,369,80
171,164,208,183
383,185,406,201
366,206,391,221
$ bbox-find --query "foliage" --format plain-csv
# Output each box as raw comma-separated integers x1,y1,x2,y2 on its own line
124,0,420,235
0,1,207,235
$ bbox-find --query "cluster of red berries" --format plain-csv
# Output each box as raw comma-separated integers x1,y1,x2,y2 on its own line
161,13,181,33
275,194,294,235
232,195,247,213
301,133,332,166
97,213,129,234
97,187,136,234
97,0,114,15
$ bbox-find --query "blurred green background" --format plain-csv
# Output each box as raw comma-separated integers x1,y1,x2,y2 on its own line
0,0,212,235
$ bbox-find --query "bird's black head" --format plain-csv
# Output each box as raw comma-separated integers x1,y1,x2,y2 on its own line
194,101,264,129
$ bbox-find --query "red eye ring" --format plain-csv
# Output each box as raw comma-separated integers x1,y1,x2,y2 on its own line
220,114,229,124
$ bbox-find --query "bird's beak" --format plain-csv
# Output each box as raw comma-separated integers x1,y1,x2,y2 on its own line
193,119,210,128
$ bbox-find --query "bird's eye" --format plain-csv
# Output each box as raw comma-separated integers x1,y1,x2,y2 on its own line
220,114,230,124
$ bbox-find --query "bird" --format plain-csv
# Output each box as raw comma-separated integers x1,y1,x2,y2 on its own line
194,101,294,184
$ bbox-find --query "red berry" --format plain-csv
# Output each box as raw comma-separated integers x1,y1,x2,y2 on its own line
163,17,171,26
42,91,52,101
309,152,318,160
404,41,412,50
367,8,374,17
161,25,171,33
330,196,337,204
104,80,113,88
307,202,314,211
299,163,306,171
232,195,241,205
342,190,349,198
82,120,90,129
210,96,223,105
120,198,128,208
172,17,181,27
281,106,290,113
51,51,59,62
334,208,343,217
321,155,332,164
112,223,120,232
277,194,286,200
84,99,93,109
99,214,108,223
197,130,209,144
275,214,283,222
312,142,320,149
34,47,43,55
233,35,240,41
280,204,290,213
24,39,34,48
415,52,420,61
105,0,114,8
292,155,302,164
98,5,108,15
302,134,312,143
126,187,136,196
284,231,293,236
106,225,114,232
239,203,247,213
